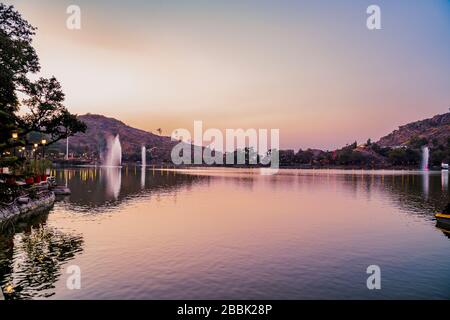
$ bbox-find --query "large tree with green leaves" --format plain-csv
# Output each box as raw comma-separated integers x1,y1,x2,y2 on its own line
0,3,85,155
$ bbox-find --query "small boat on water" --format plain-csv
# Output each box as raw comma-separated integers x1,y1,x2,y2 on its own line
442,163,449,170
51,186,71,196
47,176,71,195
435,213,450,228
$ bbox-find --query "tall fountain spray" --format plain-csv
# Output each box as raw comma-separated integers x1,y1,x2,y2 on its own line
141,146,146,167
421,146,429,171
105,135,122,167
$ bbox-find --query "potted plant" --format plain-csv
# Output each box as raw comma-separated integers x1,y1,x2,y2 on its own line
6,160,22,185
23,161,35,185
5,176,16,185
40,159,51,181
32,159,42,183
31,159,48,183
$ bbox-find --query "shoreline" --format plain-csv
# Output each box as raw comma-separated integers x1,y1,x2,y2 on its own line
51,163,444,171
0,191,55,224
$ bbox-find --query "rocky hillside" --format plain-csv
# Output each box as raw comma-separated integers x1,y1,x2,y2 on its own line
53,111,450,165
377,112,450,147
54,114,179,162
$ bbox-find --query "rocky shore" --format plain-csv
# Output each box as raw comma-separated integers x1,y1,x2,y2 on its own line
0,191,55,223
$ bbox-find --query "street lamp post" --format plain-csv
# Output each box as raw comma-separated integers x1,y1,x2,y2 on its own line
33,143,38,173
12,132,18,157
34,143,38,161
41,139,47,159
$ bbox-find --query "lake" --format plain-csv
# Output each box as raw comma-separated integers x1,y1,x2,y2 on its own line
1,167,450,299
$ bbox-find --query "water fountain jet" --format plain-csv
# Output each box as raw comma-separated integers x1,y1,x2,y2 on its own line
105,135,122,167
141,146,146,167
421,146,429,171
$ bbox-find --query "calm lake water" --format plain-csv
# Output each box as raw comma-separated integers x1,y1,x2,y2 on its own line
1,167,450,299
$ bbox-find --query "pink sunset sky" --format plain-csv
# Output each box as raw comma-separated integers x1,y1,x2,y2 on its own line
6,0,450,150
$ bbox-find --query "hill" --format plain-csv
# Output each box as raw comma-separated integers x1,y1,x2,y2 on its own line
52,111,450,167
377,112,450,147
54,114,179,162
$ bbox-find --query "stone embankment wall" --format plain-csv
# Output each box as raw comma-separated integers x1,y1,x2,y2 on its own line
0,191,55,222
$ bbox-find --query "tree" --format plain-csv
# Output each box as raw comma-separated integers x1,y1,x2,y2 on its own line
408,135,428,149
430,149,446,166
279,149,295,165
156,128,162,135
0,4,85,156
370,143,391,157
387,148,418,166
295,149,314,164
15,77,86,148
432,138,439,147
0,4,39,110
403,148,420,165
0,3,39,151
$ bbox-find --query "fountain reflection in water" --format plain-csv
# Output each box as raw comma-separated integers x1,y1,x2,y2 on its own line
442,171,448,191
105,135,122,167
422,171,430,200
141,167,146,189
420,146,430,199
105,168,122,199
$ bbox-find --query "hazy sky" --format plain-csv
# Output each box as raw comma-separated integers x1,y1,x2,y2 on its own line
6,0,450,150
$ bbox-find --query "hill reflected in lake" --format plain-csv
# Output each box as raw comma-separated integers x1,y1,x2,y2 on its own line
2,168,450,299
51,167,209,213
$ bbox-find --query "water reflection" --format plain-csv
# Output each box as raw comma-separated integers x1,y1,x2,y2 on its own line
105,167,122,199
51,167,208,213
182,169,450,225
141,166,146,189
421,171,430,200
442,171,448,191
2,168,450,299
0,212,83,300
436,224,450,239
185,169,450,247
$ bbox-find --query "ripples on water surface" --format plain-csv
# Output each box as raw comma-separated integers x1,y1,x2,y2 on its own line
1,168,450,299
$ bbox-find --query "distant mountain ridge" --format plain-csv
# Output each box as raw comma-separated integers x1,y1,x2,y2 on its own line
377,112,450,147
55,111,450,163
56,114,178,162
